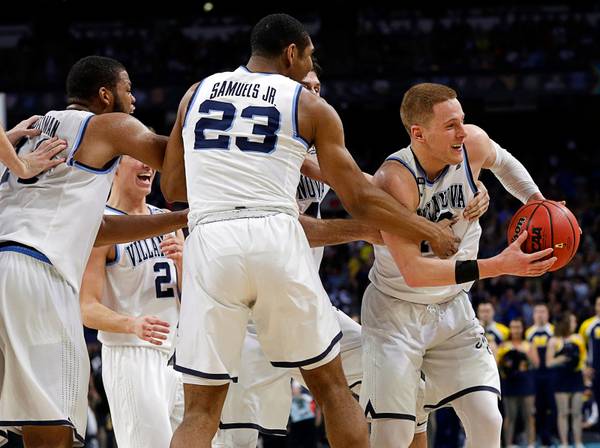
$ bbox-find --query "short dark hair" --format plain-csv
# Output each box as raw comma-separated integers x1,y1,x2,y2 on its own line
251,13,310,58
66,56,126,102
311,58,323,78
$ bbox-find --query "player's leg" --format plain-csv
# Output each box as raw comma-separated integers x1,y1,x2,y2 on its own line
360,285,424,448
452,391,502,448
171,222,253,448
22,426,72,448
409,431,427,448
212,428,259,448
215,327,290,447
102,346,175,447
252,214,366,448
0,252,89,446
422,293,502,448
299,355,368,448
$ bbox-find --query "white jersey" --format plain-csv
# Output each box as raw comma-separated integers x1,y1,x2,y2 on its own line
296,146,331,267
369,145,481,305
98,205,180,353
182,66,309,228
0,109,118,291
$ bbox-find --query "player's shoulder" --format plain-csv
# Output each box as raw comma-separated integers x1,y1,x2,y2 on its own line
580,316,598,334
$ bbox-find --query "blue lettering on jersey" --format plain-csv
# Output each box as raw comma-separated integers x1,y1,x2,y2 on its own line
417,184,465,222
124,235,166,267
209,81,270,102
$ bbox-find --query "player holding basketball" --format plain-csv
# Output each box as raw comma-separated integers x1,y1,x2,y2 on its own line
360,82,557,448
0,56,187,447
80,155,185,448
162,14,460,448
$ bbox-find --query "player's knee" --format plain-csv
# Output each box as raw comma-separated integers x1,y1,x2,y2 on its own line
371,419,414,448
479,407,503,434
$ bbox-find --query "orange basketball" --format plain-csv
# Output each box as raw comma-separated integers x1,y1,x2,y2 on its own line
506,200,581,272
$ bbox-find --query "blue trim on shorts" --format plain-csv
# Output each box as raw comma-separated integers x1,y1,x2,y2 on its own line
0,420,85,445
423,385,501,410
0,242,51,265
349,380,362,391
219,422,287,436
270,331,343,368
173,351,238,383
364,400,416,421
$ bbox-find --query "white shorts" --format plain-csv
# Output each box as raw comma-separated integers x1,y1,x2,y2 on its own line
360,284,500,424
174,213,341,384
0,251,89,446
102,345,183,448
217,308,362,437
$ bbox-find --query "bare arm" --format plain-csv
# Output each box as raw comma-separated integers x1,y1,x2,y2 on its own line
76,113,168,171
94,209,188,247
298,93,458,256
528,341,540,368
377,161,556,287
80,245,171,345
159,228,185,290
299,215,382,248
161,84,198,202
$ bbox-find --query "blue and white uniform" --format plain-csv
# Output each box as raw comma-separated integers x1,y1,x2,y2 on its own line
175,67,341,385
215,166,361,445
0,109,116,445
360,145,500,426
99,205,183,448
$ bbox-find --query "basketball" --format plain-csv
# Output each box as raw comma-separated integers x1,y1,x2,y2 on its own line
507,200,581,271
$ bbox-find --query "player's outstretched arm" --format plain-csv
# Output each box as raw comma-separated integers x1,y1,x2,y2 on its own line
94,209,188,247
301,93,459,257
80,246,170,345
161,83,199,203
299,215,382,247
77,113,168,171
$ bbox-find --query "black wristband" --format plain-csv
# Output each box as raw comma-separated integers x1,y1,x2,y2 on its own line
455,260,479,284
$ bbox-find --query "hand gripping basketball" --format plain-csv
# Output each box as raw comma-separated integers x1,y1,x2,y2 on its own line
498,231,557,277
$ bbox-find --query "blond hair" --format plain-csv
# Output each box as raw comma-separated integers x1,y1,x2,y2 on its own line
400,83,457,134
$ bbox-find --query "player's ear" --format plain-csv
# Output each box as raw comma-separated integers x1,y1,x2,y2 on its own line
283,43,296,68
411,125,425,142
98,86,113,109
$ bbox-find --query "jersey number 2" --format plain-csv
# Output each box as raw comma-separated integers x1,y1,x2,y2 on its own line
154,262,175,299
193,99,280,154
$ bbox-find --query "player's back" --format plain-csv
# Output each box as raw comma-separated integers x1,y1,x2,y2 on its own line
182,66,309,227
0,109,118,290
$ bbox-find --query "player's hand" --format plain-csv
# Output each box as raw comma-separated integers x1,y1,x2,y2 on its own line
430,218,460,259
131,315,170,345
160,233,184,273
463,181,490,221
16,137,67,179
495,231,557,276
5,115,42,146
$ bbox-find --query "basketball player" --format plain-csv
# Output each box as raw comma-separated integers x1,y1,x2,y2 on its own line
79,155,185,448
0,55,187,447
360,82,557,448
161,14,461,448
213,65,490,448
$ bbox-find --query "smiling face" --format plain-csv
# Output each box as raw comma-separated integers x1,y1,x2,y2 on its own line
418,98,467,166
113,155,155,199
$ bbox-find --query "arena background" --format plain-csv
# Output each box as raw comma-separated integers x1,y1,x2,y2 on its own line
1,1,599,447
